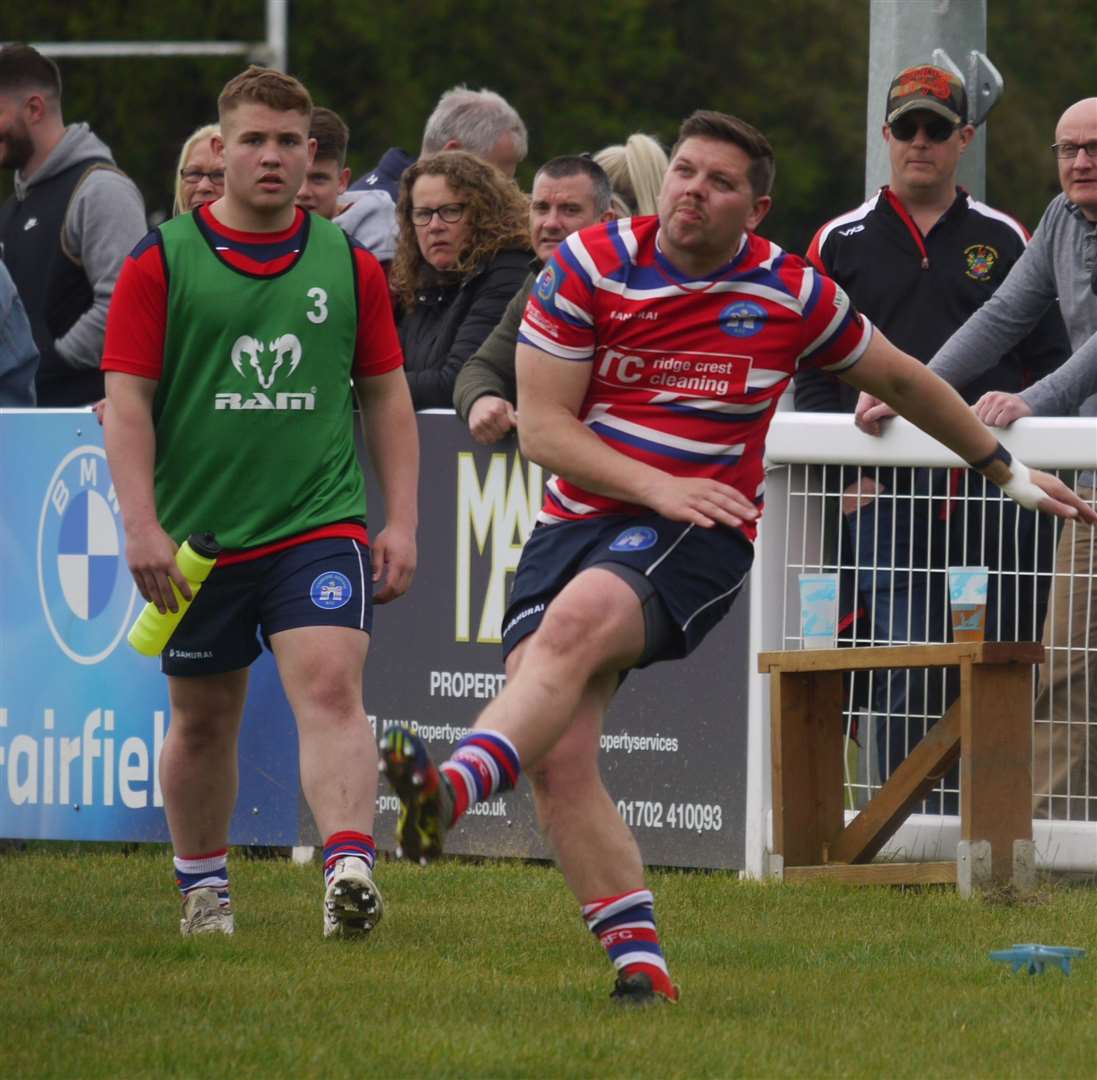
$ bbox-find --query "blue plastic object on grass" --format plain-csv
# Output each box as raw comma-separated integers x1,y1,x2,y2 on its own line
989,944,1086,975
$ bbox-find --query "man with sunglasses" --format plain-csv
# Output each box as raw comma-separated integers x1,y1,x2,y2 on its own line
794,65,1069,810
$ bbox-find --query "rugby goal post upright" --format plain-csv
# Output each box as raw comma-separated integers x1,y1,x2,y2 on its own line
22,0,289,72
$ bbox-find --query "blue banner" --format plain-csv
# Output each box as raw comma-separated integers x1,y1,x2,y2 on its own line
0,410,299,843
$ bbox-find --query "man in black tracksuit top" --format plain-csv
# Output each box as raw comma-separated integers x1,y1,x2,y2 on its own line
794,65,1069,810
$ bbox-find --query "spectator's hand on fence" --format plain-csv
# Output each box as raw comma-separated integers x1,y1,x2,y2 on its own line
125,524,191,614
854,392,896,436
1026,469,1097,525
842,477,882,515
973,391,1032,428
644,475,759,529
92,398,106,426
370,522,417,604
468,395,518,445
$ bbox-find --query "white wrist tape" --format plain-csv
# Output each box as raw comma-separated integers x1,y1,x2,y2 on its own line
1000,457,1045,511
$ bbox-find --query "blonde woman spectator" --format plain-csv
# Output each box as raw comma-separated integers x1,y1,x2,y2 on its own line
594,133,668,218
172,123,223,215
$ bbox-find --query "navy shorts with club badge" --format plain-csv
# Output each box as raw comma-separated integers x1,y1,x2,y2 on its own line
162,537,373,676
501,513,754,669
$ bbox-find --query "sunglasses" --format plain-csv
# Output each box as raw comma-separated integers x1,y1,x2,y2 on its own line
889,114,957,143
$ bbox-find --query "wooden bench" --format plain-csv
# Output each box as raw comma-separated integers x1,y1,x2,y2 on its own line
757,642,1043,892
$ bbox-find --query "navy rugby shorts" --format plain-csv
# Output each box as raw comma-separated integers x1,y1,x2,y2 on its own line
501,513,754,668
162,537,373,676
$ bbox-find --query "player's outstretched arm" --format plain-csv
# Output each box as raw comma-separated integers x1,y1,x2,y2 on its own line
841,333,1097,524
102,371,192,612
516,343,758,529
354,368,419,603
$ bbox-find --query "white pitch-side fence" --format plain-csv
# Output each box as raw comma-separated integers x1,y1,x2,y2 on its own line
745,412,1097,878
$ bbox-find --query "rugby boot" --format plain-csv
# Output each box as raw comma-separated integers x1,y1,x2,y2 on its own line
378,725,455,865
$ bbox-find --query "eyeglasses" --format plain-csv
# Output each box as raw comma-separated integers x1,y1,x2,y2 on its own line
410,202,466,226
889,114,957,143
1050,141,1097,161
180,168,225,185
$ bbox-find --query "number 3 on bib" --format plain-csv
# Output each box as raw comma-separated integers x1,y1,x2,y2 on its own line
306,286,328,324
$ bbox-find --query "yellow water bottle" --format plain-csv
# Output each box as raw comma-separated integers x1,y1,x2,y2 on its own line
127,532,221,656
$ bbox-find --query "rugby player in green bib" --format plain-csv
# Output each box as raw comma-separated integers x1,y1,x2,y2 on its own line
102,67,418,939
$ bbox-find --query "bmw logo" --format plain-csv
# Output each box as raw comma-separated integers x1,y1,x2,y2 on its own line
36,446,137,665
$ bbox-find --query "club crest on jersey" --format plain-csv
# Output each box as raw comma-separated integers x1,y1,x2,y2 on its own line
719,300,767,338
609,526,658,552
964,244,997,282
215,332,315,410
535,264,559,304
310,571,352,610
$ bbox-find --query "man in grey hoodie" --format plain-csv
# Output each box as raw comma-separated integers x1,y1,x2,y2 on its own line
0,44,146,406
857,97,1097,820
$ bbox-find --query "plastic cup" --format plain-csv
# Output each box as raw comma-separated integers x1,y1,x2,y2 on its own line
799,573,839,650
948,566,989,643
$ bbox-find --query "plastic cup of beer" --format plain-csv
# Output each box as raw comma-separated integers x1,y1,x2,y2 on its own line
799,573,839,650
948,566,989,643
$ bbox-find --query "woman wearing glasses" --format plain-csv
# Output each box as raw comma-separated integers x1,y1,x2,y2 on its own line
391,150,530,410
173,123,224,216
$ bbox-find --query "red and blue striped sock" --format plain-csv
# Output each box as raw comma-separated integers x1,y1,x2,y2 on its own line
174,848,230,907
582,888,677,999
322,831,376,887
440,730,521,825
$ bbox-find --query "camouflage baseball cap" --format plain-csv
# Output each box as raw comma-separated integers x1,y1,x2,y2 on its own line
886,64,967,126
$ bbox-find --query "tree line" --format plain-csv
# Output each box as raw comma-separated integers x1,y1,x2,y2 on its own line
4,1,1094,253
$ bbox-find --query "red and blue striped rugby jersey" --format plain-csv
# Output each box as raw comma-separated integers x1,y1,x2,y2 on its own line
517,214,874,541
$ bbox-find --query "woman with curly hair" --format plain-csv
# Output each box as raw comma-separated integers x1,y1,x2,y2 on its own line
391,150,531,410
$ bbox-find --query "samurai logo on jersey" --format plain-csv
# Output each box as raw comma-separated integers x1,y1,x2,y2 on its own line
214,332,316,410
963,244,998,282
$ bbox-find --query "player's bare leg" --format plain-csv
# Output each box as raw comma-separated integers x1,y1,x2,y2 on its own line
272,625,382,938
162,669,248,935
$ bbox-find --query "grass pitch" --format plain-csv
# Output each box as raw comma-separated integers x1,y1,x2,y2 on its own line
2,846,1095,1078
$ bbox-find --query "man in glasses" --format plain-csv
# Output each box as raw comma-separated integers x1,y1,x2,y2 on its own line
0,43,146,406
795,65,1069,811
909,97,1097,821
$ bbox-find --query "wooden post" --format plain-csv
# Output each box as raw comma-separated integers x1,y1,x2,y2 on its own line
960,658,1034,882
770,669,844,866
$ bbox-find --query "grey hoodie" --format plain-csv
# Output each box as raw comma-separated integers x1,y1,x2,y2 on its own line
333,189,397,264
11,122,146,375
